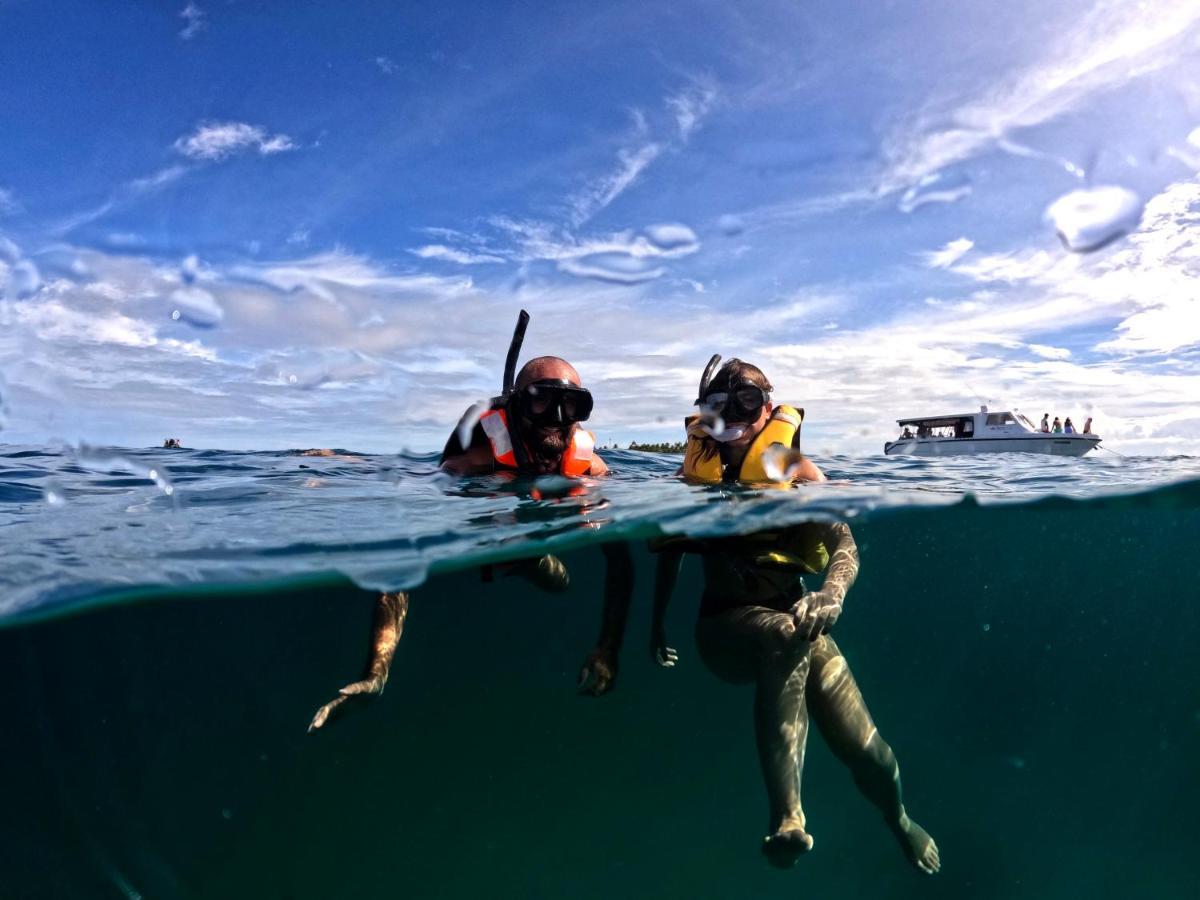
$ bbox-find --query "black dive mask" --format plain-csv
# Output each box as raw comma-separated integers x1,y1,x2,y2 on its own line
697,382,769,424
514,379,594,425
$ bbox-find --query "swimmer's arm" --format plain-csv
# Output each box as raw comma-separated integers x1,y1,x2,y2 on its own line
439,421,496,475
817,521,859,605
308,591,409,732
791,522,858,641
588,452,609,476
651,550,682,668
439,443,494,475
578,542,634,696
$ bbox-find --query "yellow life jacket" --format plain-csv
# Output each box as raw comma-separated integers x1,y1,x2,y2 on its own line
683,404,805,484
679,404,827,573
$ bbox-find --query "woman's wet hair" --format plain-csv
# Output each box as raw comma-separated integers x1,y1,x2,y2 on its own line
705,359,774,396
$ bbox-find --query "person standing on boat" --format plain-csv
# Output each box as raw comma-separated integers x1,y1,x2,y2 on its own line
583,357,940,874
309,312,630,731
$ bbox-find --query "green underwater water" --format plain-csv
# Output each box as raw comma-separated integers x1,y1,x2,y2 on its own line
2,497,1198,899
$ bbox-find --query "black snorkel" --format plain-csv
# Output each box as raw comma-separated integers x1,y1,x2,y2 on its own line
502,309,530,398
694,353,722,406
499,309,533,473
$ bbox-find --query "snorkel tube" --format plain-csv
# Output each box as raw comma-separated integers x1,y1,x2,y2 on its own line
500,309,533,472
695,353,722,406
502,309,530,397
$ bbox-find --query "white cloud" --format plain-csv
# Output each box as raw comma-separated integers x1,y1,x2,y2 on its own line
375,56,398,75
173,122,296,161
179,3,206,41
409,244,505,265
922,237,974,268
1027,343,1072,360
0,187,18,215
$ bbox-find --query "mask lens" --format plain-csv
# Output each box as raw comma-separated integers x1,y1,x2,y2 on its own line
526,387,552,416
733,386,765,413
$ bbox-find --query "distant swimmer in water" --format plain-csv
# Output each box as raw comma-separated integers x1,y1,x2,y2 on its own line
596,356,939,873
309,311,630,730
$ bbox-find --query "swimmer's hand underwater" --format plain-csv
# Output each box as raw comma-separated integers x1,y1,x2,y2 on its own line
653,643,679,667
651,623,678,667
789,589,842,641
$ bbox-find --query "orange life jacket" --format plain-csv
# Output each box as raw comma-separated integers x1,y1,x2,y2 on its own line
478,407,595,476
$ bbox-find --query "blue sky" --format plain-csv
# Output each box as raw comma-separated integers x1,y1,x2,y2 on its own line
2,0,1199,453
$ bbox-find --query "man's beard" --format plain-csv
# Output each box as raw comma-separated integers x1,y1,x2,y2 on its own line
526,424,570,474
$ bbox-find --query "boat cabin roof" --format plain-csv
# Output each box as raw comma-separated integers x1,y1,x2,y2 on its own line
896,412,982,427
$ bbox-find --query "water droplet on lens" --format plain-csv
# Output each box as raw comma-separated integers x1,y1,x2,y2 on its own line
1045,185,1143,253
718,214,744,236
169,286,223,327
532,475,575,499
982,623,992,632
181,254,200,284
9,259,42,299
73,443,177,502
761,444,807,482
457,400,490,449
43,478,67,506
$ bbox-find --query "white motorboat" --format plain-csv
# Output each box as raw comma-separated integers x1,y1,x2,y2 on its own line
884,407,1101,457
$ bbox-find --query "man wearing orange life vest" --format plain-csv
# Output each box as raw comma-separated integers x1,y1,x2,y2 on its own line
308,313,627,731
440,355,608,478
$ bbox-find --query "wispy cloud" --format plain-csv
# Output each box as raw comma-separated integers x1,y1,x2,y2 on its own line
922,237,974,268
567,79,718,226
0,187,19,215
179,3,206,41
879,2,1200,194
173,121,296,161
409,244,505,265
375,56,398,75
568,141,662,226
667,81,718,141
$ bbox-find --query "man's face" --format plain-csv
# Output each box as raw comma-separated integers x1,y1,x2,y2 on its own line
514,360,584,472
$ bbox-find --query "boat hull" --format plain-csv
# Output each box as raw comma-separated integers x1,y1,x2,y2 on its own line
884,435,1100,457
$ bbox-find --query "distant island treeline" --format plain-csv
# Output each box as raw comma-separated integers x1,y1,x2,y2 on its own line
600,441,686,454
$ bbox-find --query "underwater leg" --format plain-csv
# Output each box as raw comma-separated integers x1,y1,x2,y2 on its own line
807,635,940,874
696,607,815,866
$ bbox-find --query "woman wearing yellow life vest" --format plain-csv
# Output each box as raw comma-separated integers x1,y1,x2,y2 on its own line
653,357,940,874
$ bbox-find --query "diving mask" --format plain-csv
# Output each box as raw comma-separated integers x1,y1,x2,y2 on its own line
515,379,594,425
